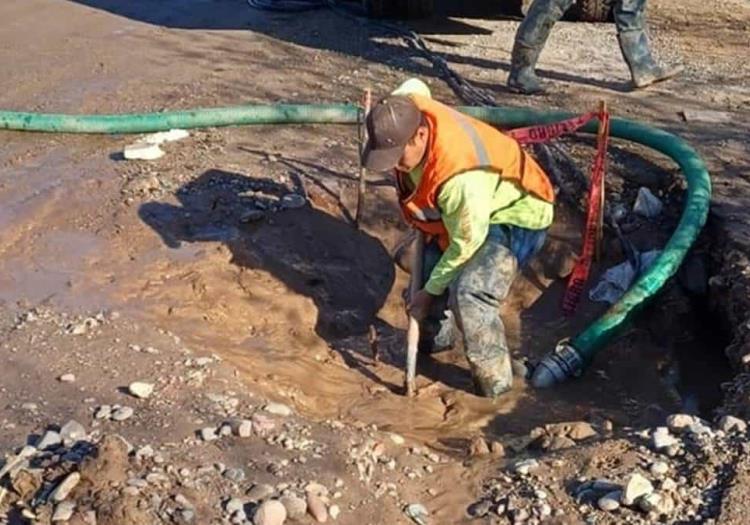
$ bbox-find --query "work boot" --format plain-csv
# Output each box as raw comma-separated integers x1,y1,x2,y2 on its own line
507,0,575,94
471,357,513,399
508,42,545,95
618,30,682,89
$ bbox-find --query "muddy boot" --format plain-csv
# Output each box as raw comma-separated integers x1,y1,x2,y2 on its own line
507,0,575,94
618,30,682,89
472,356,514,398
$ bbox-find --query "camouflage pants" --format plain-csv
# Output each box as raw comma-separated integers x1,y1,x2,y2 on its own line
420,225,547,398
517,0,654,77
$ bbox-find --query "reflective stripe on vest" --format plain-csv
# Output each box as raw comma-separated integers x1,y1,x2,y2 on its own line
405,201,441,222
452,109,490,166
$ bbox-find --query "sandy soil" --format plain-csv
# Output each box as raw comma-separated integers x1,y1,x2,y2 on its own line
1,0,749,524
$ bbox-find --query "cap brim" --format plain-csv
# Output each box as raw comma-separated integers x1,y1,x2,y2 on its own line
362,140,403,172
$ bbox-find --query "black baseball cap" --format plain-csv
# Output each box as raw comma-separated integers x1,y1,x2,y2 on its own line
361,95,422,172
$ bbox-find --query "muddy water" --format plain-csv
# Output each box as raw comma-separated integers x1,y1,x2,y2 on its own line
110,199,687,449
0,149,705,449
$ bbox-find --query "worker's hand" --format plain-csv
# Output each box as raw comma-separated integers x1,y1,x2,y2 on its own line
408,289,433,322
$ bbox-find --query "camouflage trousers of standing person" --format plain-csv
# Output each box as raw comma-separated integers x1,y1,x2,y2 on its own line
418,224,547,398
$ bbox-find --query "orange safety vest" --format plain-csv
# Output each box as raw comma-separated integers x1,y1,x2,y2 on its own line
396,94,555,250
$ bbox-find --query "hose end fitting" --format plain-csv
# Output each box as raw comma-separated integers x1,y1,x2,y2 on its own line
530,341,584,388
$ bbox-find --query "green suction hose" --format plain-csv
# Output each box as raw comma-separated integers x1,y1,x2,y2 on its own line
0,104,711,386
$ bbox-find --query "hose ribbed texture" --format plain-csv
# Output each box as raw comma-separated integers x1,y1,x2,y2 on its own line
0,104,711,369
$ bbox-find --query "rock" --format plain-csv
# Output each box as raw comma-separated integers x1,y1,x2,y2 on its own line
241,209,266,223
135,445,154,460
22,402,38,411
546,435,576,451
10,469,42,499
718,415,747,433
469,436,490,457
50,472,81,502
60,420,87,444
253,500,287,525
111,406,134,421
568,422,598,441
59,374,76,383
225,497,245,514
666,414,697,433
661,478,677,492
404,503,429,525
650,462,670,476
307,492,328,523
687,421,712,436
264,402,292,417
389,433,405,446
224,468,246,483
128,381,154,399
0,445,38,480
652,427,680,451
252,414,276,435
178,509,196,523
597,492,621,511
280,495,307,519
622,473,654,506
513,459,540,475
95,405,112,420
329,504,340,520
37,430,63,450
467,500,492,518
539,503,552,517
247,484,275,502
638,492,663,513
199,427,218,441
52,501,76,522
633,187,663,218
123,141,165,161
490,441,505,457
175,493,193,509
281,194,306,209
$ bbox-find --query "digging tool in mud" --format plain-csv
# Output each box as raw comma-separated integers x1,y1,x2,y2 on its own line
355,88,372,229
405,231,424,397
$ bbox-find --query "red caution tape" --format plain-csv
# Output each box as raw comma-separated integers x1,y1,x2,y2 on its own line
507,112,598,145
561,109,611,316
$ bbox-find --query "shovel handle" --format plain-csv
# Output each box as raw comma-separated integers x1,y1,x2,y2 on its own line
405,231,424,397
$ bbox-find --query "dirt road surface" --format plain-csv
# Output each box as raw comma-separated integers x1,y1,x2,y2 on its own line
1,0,749,524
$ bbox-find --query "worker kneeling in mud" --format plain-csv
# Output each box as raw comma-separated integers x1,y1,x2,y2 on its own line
362,79,554,398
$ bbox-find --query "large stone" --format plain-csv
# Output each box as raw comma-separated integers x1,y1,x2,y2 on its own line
10,469,42,499
111,406,134,421
718,415,747,433
597,491,621,511
199,427,218,442
307,492,328,523
50,472,81,502
567,422,599,441
253,500,287,525
637,492,663,513
469,436,490,457
328,504,340,520
280,495,307,520
513,459,540,475
650,462,670,476
264,403,292,417
52,501,76,522
252,414,277,435
652,427,680,451
545,435,576,451
225,498,245,515
666,414,697,433
622,473,654,506
60,420,87,445
37,430,63,450
247,484,275,502
128,382,154,399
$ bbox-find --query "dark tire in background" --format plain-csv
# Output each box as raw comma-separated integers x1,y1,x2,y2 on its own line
364,0,435,19
364,0,613,22
569,0,614,22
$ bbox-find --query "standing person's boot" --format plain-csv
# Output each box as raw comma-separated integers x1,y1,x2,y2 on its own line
507,0,576,94
617,29,682,88
614,0,681,89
